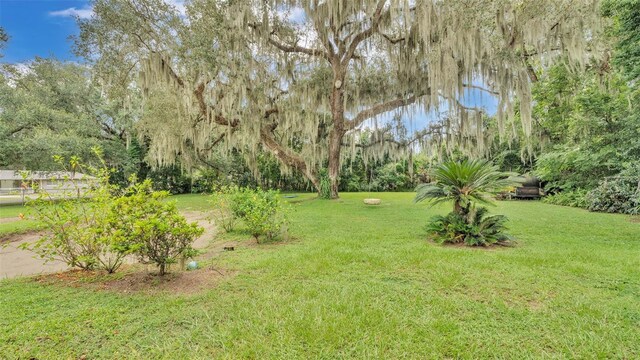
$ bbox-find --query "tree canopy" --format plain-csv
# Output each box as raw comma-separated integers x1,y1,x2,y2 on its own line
75,0,605,198
0,59,131,170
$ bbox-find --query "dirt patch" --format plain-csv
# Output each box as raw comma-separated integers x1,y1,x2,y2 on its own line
34,265,235,295
0,229,44,244
0,216,22,224
628,216,640,223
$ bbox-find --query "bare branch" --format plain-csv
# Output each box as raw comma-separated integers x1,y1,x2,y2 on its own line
346,93,423,130
380,32,405,44
462,83,499,95
342,0,387,65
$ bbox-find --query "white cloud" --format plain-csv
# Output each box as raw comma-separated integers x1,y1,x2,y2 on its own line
49,6,94,20
49,1,185,20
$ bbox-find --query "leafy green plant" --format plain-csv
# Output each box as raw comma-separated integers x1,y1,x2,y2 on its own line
133,200,203,276
224,187,288,242
415,160,518,246
21,150,204,275
242,190,288,242
209,185,240,232
318,169,331,199
20,153,117,271
414,159,520,216
587,176,640,215
542,189,589,208
426,207,511,246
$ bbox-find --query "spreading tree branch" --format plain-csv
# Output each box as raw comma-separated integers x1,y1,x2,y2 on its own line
346,93,422,130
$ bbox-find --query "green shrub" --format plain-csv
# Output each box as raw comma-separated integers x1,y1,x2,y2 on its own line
242,190,288,242
21,151,203,275
426,207,511,246
20,155,125,271
542,189,589,208
209,185,240,232
132,200,203,276
222,187,288,242
587,176,640,215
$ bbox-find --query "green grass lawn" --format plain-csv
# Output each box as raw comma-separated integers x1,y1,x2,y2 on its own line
0,204,43,239
1,192,639,358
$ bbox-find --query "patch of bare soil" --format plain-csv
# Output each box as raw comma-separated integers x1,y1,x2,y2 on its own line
0,217,22,224
629,216,640,223
34,265,235,295
0,229,44,244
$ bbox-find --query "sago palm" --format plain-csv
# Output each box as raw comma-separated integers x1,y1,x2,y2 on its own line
414,159,520,216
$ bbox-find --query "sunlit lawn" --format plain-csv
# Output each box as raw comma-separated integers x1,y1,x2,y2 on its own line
1,192,639,358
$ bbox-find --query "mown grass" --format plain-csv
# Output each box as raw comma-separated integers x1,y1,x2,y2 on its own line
0,204,43,238
1,192,639,358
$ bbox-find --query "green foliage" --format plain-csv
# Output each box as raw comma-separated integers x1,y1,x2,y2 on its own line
0,58,131,170
528,59,640,207
368,163,410,191
318,169,331,199
220,187,289,242
20,153,129,272
21,152,203,275
415,160,518,247
603,0,640,82
209,185,240,232
426,207,511,246
542,189,589,208
132,199,203,276
414,159,520,216
586,165,640,214
145,165,193,194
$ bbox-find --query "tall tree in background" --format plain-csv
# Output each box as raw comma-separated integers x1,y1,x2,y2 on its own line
0,27,8,58
79,0,603,198
603,0,640,82
0,59,132,170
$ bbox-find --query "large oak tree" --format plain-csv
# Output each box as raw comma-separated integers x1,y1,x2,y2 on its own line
78,0,603,198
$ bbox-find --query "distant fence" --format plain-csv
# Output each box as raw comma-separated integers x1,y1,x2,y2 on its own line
0,187,92,206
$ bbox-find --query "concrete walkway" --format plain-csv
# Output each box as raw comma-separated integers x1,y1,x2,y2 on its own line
0,212,215,279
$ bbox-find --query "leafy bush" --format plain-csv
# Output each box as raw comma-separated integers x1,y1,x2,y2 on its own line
133,200,203,276
542,189,589,208
209,185,240,232
369,163,410,191
241,190,288,242
426,207,511,246
20,155,130,272
220,187,288,242
22,151,203,275
587,176,640,215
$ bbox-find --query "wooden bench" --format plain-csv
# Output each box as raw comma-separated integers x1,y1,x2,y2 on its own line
514,186,542,199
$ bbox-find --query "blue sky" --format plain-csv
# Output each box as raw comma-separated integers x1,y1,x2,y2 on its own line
0,0,91,63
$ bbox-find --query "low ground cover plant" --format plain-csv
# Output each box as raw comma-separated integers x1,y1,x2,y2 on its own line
415,160,520,246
